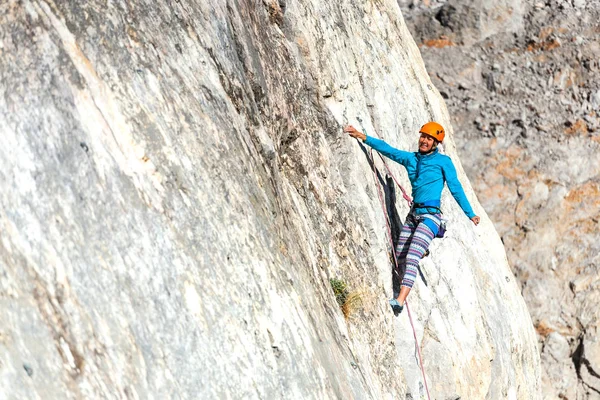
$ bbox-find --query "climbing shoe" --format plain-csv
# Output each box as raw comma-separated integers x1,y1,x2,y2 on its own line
389,299,404,315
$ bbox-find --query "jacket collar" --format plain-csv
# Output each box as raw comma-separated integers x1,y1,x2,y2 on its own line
417,148,439,157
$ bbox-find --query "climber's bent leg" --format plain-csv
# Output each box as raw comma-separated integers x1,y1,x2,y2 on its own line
393,219,416,307
395,220,417,269
400,221,435,290
396,285,411,305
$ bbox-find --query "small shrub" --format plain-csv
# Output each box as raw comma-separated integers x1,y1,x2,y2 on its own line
330,278,348,306
330,278,363,319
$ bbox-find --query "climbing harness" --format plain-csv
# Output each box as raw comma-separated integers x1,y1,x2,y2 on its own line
409,201,447,239
363,126,432,400
437,219,447,238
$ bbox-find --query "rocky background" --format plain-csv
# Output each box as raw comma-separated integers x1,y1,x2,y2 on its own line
0,0,541,398
398,0,600,398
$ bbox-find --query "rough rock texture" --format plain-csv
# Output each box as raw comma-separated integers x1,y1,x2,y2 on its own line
403,0,524,46
0,0,540,398
398,0,600,398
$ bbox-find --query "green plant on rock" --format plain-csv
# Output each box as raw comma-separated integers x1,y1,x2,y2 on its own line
330,278,363,319
330,278,348,306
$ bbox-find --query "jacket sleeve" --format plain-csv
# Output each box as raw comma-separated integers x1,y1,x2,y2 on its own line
442,158,476,218
364,135,412,167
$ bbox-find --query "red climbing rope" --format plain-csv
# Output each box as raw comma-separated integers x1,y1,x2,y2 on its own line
376,152,413,206
362,127,413,205
368,147,432,400
405,302,430,400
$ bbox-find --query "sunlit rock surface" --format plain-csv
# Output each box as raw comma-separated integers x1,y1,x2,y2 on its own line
0,1,540,398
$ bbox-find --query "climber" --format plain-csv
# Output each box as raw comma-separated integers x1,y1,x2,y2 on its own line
344,122,480,315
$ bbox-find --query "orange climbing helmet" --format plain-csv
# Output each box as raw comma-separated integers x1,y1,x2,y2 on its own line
419,121,445,142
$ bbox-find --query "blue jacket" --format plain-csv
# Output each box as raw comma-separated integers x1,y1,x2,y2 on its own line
364,135,476,219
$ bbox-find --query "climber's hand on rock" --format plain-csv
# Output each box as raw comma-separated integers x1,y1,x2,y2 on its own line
471,216,480,226
344,125,366,141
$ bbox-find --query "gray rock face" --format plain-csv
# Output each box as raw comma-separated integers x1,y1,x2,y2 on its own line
0,0,540,398
397,0,600,398
398,0,524,45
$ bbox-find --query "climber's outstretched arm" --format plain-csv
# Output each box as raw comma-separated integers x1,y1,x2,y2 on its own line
344,125,412,167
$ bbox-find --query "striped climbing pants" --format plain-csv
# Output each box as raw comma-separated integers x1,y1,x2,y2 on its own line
396,213,440,289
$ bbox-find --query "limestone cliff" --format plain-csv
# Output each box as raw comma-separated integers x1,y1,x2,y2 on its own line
0,1,540,398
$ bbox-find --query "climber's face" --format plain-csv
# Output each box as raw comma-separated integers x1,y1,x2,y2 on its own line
418,133,437,153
